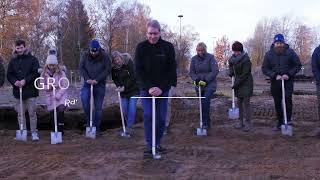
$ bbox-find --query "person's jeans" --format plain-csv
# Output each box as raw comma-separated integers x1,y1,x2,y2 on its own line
121,96,138,128
141,90,169,149
81,83,106,130
195,87,214,128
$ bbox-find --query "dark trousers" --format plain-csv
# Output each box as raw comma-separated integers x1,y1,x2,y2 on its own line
273,95,292,127
50,104,65,133
237,97,251,125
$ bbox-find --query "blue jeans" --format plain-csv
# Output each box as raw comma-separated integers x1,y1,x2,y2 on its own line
196,87,214,128
141,90,169,149
81,83,106,130
121,96,138,128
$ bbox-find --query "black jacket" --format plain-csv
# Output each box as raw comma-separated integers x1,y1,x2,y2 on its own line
112,59,139,97
134,38,177,91
79,49,111,85
7,50,40,99
262,44,301,96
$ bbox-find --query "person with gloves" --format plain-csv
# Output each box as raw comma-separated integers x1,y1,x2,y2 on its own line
189,42,219,131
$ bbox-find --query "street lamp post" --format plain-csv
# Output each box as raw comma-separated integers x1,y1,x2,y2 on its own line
178,15,183,74
178,15,183,42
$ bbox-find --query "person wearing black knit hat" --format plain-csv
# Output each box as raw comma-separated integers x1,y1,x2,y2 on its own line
262,34,301,131
228,41,253,132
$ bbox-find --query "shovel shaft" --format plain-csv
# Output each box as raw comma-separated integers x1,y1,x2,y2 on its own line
152,96,156,156
90,85,93,127
53,87,58,132
19,87,24,130
118,92,126,133
198,86,203,128
281,79,288,124
232,77,235,108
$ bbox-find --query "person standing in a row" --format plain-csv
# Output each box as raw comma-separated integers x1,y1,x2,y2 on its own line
228,41,253,132
111,51,139,136
262,34,301,131
80,39,111,135
7,39,40,141
190,42,219,131
135,20,177,158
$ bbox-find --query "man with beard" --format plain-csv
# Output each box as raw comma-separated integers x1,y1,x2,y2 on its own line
262,34,301,131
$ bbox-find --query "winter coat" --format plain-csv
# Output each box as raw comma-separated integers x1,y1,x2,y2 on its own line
262,44,301,96
79,49,111,85
7,49,40,99
135,38,177,91
189,53,219,92
311,45,320,83
228,53,253,98
41,66,68,111
111,56,139,98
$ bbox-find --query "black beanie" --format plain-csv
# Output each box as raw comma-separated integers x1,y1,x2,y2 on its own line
232,41,243,52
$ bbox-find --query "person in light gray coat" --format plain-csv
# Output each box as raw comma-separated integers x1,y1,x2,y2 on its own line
190,42,219,130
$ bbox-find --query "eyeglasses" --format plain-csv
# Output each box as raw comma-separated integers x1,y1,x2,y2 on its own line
147,32,160,36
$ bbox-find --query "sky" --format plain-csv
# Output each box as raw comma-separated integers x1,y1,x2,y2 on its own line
136,0,320,53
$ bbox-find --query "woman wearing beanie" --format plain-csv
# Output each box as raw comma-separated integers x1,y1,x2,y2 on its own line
228,41,253,132
40,54,68,135
111,51,139,136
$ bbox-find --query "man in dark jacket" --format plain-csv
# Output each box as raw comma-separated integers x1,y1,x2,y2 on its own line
80,39,111,133
262,34,301,130
135,19,177,158
7,39,40,141
0,56,5,87
190,42,219,130
311,44,320,136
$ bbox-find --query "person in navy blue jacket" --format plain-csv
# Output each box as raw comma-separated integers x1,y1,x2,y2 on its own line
262,34,301,131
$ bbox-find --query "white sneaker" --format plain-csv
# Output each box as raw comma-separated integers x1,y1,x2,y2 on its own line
31,131,39,141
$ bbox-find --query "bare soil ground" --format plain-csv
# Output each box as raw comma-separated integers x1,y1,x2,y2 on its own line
0,77,319,180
